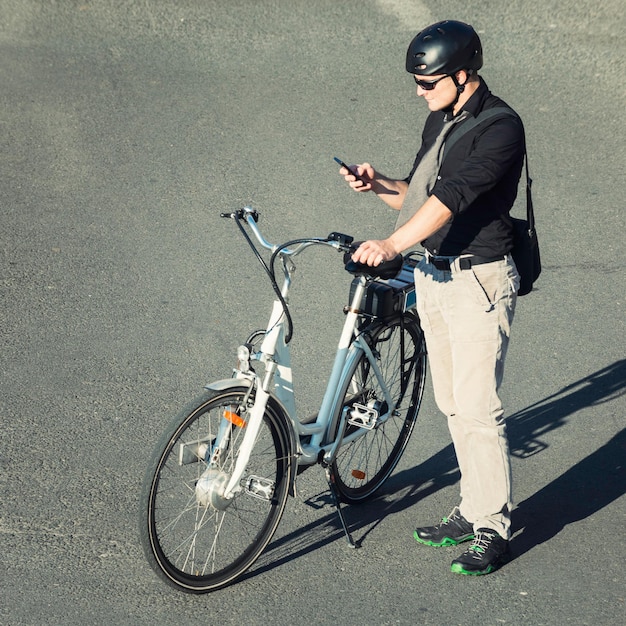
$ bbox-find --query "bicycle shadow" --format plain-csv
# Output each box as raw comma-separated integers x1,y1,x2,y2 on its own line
248,440,460,579
248,359,626,579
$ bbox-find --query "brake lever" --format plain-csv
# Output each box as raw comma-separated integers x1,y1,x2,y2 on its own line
327,231,355,252
220,207,260,222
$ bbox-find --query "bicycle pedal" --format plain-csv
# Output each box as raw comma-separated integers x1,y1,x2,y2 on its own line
245,475,275,501
348,403,378,430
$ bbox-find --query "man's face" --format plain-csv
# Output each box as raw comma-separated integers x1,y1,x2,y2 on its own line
414,73,458,111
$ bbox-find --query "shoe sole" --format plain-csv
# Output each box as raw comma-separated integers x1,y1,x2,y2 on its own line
450,551,509,575
450,562,496,575
413,530,475,547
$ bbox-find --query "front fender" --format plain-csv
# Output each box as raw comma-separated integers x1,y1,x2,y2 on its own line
204,377,253,392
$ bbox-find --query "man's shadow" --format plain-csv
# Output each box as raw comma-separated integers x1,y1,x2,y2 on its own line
510,427,625,557
507,359,626,459
365,359,626,554
505,359,626,556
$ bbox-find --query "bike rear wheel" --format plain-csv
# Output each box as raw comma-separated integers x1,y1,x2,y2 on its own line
330,313,426,503
139,388,293,593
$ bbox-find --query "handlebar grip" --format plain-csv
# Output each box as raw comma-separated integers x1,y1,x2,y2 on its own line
344,254,404,280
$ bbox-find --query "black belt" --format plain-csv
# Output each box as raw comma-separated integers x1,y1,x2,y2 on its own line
426,254,505,271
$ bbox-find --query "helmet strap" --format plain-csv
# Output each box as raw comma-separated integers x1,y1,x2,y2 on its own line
445,71,471,114
451,72,466,93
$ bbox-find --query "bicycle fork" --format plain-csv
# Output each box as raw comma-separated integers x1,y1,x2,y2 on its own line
195,301,288,508
194,375,275,511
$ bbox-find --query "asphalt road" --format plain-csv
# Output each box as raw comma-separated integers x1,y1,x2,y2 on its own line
1,1,624,625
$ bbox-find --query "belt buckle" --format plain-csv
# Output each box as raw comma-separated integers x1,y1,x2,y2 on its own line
431,257,451,271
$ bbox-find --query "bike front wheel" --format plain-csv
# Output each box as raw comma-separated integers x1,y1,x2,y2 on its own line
139,388,293,593
330,313,426,503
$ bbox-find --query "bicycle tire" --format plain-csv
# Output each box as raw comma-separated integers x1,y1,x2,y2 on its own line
329,313,426,503
139,388,293,593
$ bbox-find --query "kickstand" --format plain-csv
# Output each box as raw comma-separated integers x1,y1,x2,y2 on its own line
325,467,360,549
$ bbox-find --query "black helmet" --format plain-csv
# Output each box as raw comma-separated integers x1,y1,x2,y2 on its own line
406,20,483,76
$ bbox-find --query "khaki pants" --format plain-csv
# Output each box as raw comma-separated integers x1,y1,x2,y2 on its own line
414,254,519,539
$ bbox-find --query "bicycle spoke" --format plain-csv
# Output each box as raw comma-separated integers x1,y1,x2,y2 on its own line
140,389,292,592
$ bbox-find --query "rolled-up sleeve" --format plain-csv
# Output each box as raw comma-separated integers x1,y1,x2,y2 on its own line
431,116,525,215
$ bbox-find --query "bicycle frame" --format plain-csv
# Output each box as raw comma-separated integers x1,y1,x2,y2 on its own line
205,208,399,501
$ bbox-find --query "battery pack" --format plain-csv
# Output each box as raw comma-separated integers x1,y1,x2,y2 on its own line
348,258,418,319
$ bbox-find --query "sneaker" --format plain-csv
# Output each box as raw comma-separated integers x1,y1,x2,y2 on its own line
450,528,510,575
414,506,475,547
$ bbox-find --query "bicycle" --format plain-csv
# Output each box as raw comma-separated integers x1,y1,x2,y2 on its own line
139,206,427,593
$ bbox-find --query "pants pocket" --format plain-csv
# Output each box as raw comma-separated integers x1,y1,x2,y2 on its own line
462,261,515,311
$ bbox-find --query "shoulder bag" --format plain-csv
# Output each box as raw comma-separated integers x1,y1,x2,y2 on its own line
443,107,541,296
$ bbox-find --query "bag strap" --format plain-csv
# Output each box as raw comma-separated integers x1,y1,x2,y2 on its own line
443,107,534,230
524,147,535,233
442,107,516,156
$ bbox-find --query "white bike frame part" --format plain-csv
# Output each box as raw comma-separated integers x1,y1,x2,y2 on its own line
207,210,395,500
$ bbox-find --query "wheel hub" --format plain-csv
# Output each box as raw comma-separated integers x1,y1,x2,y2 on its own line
195,468,232,510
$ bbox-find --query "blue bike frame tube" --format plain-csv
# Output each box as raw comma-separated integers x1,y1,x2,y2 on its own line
309,279,367,448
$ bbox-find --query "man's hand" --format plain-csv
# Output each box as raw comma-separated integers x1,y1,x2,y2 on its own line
352,239,399,266
338,162,375,192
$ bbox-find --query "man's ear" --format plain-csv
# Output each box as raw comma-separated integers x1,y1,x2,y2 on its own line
456,70,469,86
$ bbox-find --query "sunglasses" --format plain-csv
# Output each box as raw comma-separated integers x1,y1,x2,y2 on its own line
413,75,450,90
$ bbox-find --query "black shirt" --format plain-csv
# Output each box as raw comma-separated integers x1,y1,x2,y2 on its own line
407,79,525,257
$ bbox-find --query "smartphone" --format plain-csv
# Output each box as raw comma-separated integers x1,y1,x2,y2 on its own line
334,156,365,183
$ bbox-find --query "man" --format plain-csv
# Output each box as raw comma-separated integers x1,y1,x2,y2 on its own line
338,20,524,575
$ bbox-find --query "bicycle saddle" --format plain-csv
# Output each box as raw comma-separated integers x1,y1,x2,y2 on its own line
344,253,404,280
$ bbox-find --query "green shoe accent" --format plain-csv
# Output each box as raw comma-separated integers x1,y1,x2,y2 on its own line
414,507,475,547
451,561,495,576
413,530,474,547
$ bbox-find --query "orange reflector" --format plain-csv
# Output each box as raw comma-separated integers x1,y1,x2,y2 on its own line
224,410,246,428
351,469,366,480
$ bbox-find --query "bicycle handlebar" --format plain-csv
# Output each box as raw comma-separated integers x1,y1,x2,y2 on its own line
242,208,275,251
219,207,404,343
220,207,356,345
221,207,355,256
